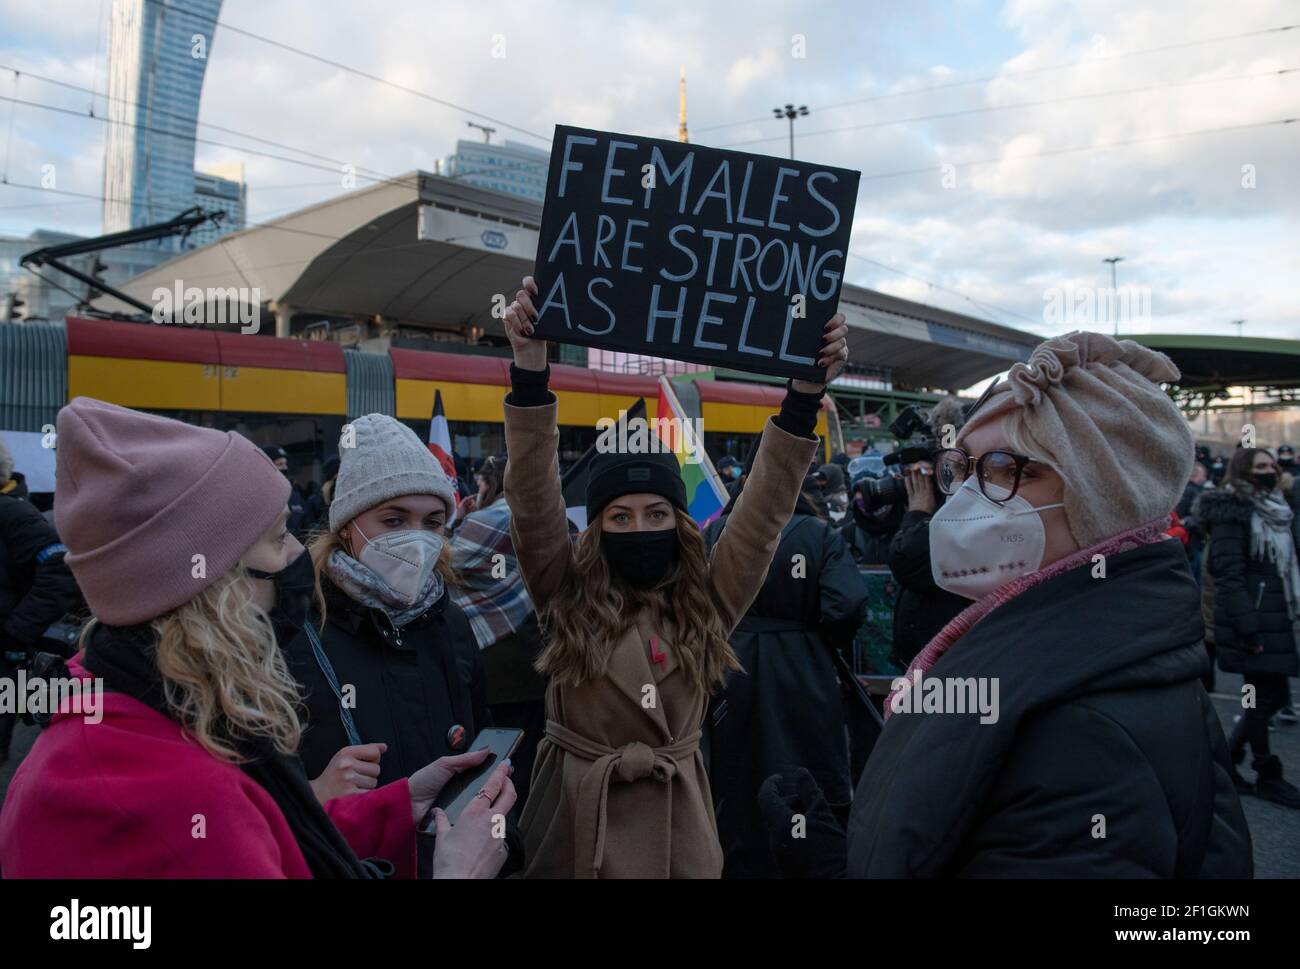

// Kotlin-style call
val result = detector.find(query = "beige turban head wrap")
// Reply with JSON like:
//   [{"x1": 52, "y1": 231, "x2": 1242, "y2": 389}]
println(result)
[{"x1": 956, "y1": 330, "x2": 1193, "y2": 549}]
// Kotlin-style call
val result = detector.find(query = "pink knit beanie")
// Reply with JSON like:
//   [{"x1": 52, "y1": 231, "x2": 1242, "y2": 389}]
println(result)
[
  {"x1": 54, "y1": 397, "x2": 290, "y2": 625},
  {"x1": 957, "y1": 331, "x2": 1192, "y2": 549}
]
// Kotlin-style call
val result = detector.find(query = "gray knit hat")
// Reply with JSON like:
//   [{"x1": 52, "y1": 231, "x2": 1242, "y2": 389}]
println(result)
[
  {"x1": 329, "y1": 414, "x2": 457, "y2": 532},
  {"x1": 957, "y1": 330, "x2": 1192, "y2": 549}
]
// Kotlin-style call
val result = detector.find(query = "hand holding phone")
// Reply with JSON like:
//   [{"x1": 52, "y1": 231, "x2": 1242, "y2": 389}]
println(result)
[{"x1": 413, "y1": 728, "x2": 523, "y2": 830}]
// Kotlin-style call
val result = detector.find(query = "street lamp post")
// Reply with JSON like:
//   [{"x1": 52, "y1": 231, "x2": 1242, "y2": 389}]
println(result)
[
  {"x1": 1231, "y1": 319, "x2": 1246, "y2": 338},
  {"x1": 1102, "y1": 256, "x2": 1124, "y2": 336},
  {"x1": 773, "y1": 103, "x2": 809, "y2": 160}
]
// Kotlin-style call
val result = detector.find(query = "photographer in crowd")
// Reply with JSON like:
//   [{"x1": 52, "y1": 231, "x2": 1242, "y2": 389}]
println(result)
[
  {"x1": 885, "y1": 398, "x2": 969, "y2": 670},
  {"x1": 839, "y1": 454, "x2": 901, "y2": 566}
]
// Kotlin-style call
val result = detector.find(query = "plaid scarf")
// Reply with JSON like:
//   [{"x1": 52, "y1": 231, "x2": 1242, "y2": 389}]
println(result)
[{"x1": 449, "y1": 497, "x2": 535, "y2": 649}]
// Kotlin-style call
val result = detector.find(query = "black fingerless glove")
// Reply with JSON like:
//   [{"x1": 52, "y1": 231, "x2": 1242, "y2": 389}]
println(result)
[
  {"x1": 772, "y1": 380, "x2": 823, "y2": 439},
  {"x1": 507, "y1": 363, "x2": 552, "y2": 407}
]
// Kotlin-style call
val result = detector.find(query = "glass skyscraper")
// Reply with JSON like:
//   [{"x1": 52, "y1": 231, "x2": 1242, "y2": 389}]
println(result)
[
  {"x1": 443, "y1": 139, "x2": 550, "y2": 202},
  {"x1": 102, "y1": 0, "x2": 223, "y2": 248}
]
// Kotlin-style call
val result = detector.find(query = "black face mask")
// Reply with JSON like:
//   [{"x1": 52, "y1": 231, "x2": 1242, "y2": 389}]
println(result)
[
  {"x1": 1252, "y1": 472, "x2": 1280, "y2": 492},
  {"x1": 248, "y1": 547, "x2": 315, "y2": 634},
  {"x1": 601, "y1": 529, "x2": 679, "y2": 588}
]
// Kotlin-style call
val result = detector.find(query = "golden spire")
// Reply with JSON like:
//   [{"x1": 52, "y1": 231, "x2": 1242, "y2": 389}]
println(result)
[{"x1": 678, "y1": 66, "x2": 689, "y2": 143}]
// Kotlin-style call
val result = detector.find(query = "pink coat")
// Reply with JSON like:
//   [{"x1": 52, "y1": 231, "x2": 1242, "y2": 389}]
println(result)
[{"x1": 0, "y1": 661, "x2": 416, "y2": 878}]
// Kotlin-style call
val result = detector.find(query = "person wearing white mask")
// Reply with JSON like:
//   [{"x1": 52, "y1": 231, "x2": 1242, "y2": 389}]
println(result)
[
  {"x1": 844, "y1": 331, "x2": 1253, "y2": 878},
  {"x1": 283, "y1": 415, "x2": 495, "y2": 828}
]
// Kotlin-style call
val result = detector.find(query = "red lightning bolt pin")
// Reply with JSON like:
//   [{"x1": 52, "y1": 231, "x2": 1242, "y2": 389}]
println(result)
[{"x1": 649, "y1": 635, "x2": 667, "y2": 669}]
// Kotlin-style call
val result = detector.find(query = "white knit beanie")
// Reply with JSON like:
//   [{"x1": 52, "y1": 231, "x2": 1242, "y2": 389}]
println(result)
[
  {"x1": 957, "y1": 330, "x2": 1193, "y2": 549},
  {"x1": 329, "y1": 414, "x2": 457, "y2": 532}
]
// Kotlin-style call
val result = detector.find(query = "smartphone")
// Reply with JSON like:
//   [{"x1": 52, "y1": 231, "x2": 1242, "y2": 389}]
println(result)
[{"x1": 420, "y1": 727, "x2": 523, "y2": 830}]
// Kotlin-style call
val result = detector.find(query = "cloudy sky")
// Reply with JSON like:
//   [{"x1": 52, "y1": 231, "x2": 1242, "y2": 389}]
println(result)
[{"x1": 2, "y1": 0, "x2": 1297, "y2": 340}]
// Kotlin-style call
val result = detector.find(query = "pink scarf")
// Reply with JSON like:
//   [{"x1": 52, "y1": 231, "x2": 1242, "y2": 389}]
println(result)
[{"x1": 883, "y1": 516, "x2": 1173, "y2": 720}]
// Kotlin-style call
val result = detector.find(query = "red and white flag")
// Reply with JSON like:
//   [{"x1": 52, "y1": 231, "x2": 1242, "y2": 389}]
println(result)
[{"x1": 427, "y1": 389, "x2": 458, "y2": 484}]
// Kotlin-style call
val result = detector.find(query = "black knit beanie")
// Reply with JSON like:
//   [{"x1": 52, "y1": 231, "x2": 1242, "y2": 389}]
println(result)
[{"x1": 586, "y1": 449, "x2": 688, "y2": 523}]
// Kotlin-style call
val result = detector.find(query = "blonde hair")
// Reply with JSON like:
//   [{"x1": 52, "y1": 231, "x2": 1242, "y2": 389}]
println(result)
[
  {"x1": 82, "y1": 569, "x2": 304, "y2": 762},
  {"x1": 306, "y1": 523, "x2": 458, "y2": 629},
  {"x1": 537, "y1": 515, "x2": 740, "y2": 694}
]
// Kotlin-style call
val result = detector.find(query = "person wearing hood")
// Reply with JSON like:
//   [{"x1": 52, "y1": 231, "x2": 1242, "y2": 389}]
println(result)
[
  {"x1": 262, "y1": 445, "x2": 314, "y2": 538},
  {"x1": 1194, "y1": 448, "x2": 1300, "y2": 807},
  {"x1": 840, "y1": 465, "x2": 904, "y2": 566},
  {"x1": 498, "y1": 276, "x2": 846, "y2": 878},
  {"x1": 701, "y1": 472, "x2": 867, "y2": 877},
  {"x1": 716, "y1": 455, "x2": 743, "y2": 486},
  {"x1": 814, "y1": 463, "x2": 848, "y2": 522},
  {"x1": 0, "y1": 398, "x2": 512, "y2": 877},
  {"x1": 886, "y1": 456, "x2": 968, "y2": 671},
  {"x1": 844, "y1": 331, "x2": 1252, "y2": 877}
]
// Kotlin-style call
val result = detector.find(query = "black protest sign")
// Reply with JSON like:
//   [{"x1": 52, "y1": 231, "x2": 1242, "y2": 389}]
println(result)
[{"x1": 531, "y1": 125, "x2": 860, "y2": 382}]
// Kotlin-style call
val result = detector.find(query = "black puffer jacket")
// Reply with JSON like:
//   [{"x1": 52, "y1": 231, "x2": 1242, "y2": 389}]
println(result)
[
  {"x1": 848, "y1": 539, "x2": 1252, "y2": 878},
  {"x1": 1195, "y1": 487, "x2": 1299, "y2": 677},
  {"x1": 0, "y1": 493, "x2": 83, "y2": 651},
  {"x1": 282, "y1": 577, "x2": 489, "y2": 787},
  {"x1": 887, "y1": 509, "x2": 968, "y2": 668}
]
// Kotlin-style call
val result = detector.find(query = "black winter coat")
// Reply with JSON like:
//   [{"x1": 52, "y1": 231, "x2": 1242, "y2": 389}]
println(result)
[
  {"x1": 887, "y1": 509, "x2": 968, "y2": 669},
  {"x1": 847, "y1": 539, "x2": 1252, "y2": 878},
  {"x1": 703, "y1": 509, "x2": 868, "y2": 878},
  {"x1": 282, "y1": 577, "x2": 489, "y2": 787},
  {"x1": 0, "y1": 493, "x2": 82, "y2": 650},
  {"x1": 1195, "y1": 488, "x2": 1299, "y2": 677},
  {"x1": 839, "y1": 504, "x2": 903, "y2": 566}
]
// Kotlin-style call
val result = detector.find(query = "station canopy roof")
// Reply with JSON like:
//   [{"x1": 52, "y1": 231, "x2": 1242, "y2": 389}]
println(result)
[
  {"x1": 1128, "y1": 334, "x2": 1300, "y2": 390},
  {"x1": 96, "y1": 171, "x2": 1042, "y2": 392}
]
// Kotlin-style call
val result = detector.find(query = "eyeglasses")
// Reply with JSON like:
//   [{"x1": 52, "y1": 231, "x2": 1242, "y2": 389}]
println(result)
[{"x1": 934, "y1": 448, "x2": 1038, "y2": 504}]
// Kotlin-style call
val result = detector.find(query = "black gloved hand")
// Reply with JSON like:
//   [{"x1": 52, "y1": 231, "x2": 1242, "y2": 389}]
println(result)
[{"x1": 757, "y1": 768, "x2": 848, "y2": 879}]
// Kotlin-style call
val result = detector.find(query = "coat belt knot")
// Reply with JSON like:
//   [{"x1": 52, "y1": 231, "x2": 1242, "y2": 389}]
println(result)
[
  {"x1": 614, "y1": 741, "x2": 675, "y2": 783},
  {"x1": 543, "y1": 719, "x2": 699, "y2": 878}
]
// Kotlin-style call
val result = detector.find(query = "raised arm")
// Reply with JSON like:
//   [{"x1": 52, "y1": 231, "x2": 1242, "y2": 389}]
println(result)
[
  {"x1": 708, "y1": 314, "x2": 850, "y2": 632},
  {"x1": 500, "y1": 277, "x2": 574, "y2": 605}
]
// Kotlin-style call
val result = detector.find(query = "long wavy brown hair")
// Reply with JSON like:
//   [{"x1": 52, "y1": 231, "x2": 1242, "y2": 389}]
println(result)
[{"x1": 537, "y1": 514, "x2": 740, "y2": 694}]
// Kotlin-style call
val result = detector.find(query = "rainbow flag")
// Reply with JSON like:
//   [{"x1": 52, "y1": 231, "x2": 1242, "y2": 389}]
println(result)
[{"x1": 656, "y1": 376, "x2": 729, "y2": 526}]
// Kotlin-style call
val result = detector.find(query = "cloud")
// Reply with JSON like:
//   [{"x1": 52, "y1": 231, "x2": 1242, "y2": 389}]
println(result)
[{"x1": 0, "y1": 0, "x2": 1295, "y2": 343}]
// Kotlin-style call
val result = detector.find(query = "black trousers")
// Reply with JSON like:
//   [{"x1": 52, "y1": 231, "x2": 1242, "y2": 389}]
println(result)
[{"x1": 1231, "y1": 673, "x2": 1290, "y2": 761}]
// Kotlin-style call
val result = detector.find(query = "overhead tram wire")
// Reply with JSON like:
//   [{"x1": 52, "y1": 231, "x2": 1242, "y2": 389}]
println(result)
[
  {"x1": 719, "y1": 67, "x2": 1299, "y2": 149},
  {"x1": 693, "y1": 22, "x2": 1299, "y2": 135},
  {"x1": 847, "y1": 252, "x2": 1044, "y2": 330},
  {"x1": 0, "y1": 64, "x2": 405, "y2": 187},
  {"x1": 0, "y1": 94, "x2": 427, "y2": 197},
  {"x1": 13, "y1": 173, "x2": 1045, "y2": 333},
  {"x1": 138, "y1": 0, "x2": 551, "y2": 146}
]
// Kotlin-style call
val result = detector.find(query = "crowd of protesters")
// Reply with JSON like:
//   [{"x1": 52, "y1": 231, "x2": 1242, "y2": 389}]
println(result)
[{"x1": 0, "y1": 301, "x2": 1293, "y2": 877}]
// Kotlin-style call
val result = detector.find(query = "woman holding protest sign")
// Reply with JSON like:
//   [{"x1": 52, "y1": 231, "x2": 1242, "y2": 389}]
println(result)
[
  {"x1": 0, "y1": 398, "x2": 512, "y2": 878},
  {"x1": 500, "y1": 274, "x2": 848, "y2": 878}
]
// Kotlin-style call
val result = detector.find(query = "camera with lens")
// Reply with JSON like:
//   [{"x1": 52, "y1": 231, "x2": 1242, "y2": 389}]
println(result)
[{"x1": 857, "y1": 405, "x2": 938, "y2": 512}]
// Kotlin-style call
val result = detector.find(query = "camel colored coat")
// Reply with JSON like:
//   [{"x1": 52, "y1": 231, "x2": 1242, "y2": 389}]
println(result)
[{"x1": 503, "y1": 399, "x2": 817, "y2": 878}]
